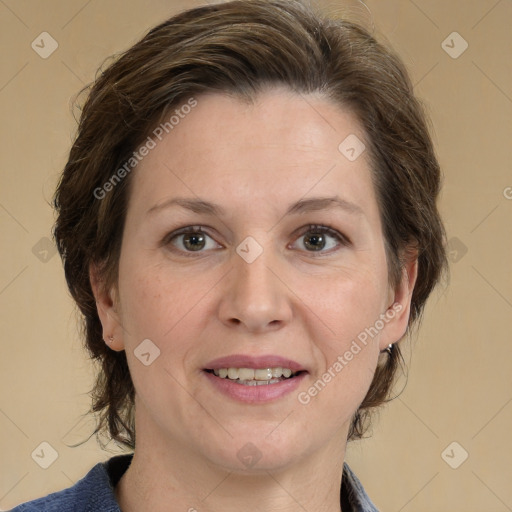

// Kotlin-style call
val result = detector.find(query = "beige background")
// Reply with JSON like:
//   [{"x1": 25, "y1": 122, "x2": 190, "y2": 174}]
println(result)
[{"x1": 1, "y1": 0, "x2": 511, "y2": 510}]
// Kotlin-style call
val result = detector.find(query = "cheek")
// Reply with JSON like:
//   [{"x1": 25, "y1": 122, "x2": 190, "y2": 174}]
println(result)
[
  {"x1": 296, "y1": 275, "x2": 383, "y2": 421},
  {"x1": 115, "y1": 262, "x2": 208, "y2": 414},
  {"x1": 300, "y1": 348, "x2": 379, "y2": 435},
  {"x1": 304, "y1": 265, "x2": 387, "y2": 343},
  {"x1": 297, "y1": 266, "x2": 385, "y2": 403},
  {"x1": 117, "y1": 258, "x2": 210, "y2": 342}
]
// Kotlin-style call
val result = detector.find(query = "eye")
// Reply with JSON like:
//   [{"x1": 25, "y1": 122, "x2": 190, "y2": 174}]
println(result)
[
  {"x1": 164, "y1": 226, "x2": 222, "y2": 254},
  {"x1": 291, "y1": 224, "x2": 349, "y2": 253}
]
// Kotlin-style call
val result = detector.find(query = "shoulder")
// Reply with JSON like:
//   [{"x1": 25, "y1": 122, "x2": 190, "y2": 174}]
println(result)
[{"x1": 9, "y1": 454, "x2": 132, "y2": 512}]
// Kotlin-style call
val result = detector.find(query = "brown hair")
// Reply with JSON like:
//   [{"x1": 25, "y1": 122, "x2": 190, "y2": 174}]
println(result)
[{"x1": 54, "y1": 0, "x2": 448, "y2": 449}]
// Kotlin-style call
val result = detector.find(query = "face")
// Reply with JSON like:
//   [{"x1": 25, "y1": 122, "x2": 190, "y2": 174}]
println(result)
[{"x1": 94, "y1": 88, "x2": 415, "y2": 473}]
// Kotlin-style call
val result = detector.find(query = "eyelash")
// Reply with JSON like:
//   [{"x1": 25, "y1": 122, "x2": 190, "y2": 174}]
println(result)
[{"x1": 163, "y1": 224, "x2": 351, "y2": 258}]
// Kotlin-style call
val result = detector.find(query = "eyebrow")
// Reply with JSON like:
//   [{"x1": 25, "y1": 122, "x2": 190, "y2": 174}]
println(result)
[{"x1": 146, "y1": 196, "x2": 364, "y2": 217}]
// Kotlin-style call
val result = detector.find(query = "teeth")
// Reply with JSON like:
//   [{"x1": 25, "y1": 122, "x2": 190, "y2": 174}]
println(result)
[
  {"x1": 239, "y1": 379, "x2": 282, "y2": 386},
  {"x1": 254, "y1": 368, "x2": 272, "y2": 380},
  {"x1": 238, "y1": 368, "x2": 255, "y2": 380},
  {"x1": 212, "y1": 367, "x2": 297, "y2": 381}
]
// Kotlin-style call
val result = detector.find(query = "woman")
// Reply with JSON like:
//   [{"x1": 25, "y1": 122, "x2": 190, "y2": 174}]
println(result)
[{"x1": 12, "y1": 0, "x2": 447, "y2": 510}]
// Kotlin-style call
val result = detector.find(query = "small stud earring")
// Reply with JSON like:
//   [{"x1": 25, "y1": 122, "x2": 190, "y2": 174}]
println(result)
[
  {"x1": 108, "y1": 335, "x2": 115, "y2": 344},
  {"x1": 380, "y1": 343, "x2": 393, "y2": 354}
]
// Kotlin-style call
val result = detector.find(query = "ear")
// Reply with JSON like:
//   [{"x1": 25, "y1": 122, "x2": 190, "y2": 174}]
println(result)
[
  {"x1": 378, "y1": 249, "x2": 419, "y2": 351},
  {"x1": 89, "y1": 263, "x2": 125, "y2": 351}
]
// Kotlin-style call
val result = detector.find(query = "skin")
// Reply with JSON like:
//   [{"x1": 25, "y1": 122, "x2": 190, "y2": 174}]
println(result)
[{"x1": 92, "y1": 87, "x2": 417, "y2": 512}]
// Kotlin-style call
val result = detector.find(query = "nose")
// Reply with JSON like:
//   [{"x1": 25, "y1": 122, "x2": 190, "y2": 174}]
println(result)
[{"x1": 217, "y1": 246, "x2": 293, "y2": 333}]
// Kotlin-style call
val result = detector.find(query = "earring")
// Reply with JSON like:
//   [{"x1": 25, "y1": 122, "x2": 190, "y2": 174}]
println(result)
[
  {"x1": 107, "y1": 335, "x2": 115, "y2": 344},
  {"x1": 380, "y1": 344, "x2": 393, "y2": 354}
]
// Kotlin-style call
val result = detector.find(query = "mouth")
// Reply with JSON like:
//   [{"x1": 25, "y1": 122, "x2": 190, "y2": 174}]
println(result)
[
  {"x1": 204, "y1": 367, "x2": 307, "y2": 386},
  {"x1": 202, "y1": 355, "x2": 308, "y2": 402}
]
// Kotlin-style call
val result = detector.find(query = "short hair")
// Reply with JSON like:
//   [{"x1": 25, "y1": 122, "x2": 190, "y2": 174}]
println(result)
[{"x1": 54, "y1": 0, "x2": 448, "y2": 449}]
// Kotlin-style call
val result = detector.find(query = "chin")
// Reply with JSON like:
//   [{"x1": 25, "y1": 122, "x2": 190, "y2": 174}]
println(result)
[{"x1": 198, "y1": 430, "x2": 311, "y2": 474}]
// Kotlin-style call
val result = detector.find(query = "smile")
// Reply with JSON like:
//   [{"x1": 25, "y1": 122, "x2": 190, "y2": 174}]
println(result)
[
  {"x1": 210, "y1": 367, "x2": 298, "y2": 384},
  {"x1": 203, "y1": 368, "x2": 307, "y2": 402},
  {"x1": 203, "y1": 355, "x2": 308, "y2": 401}
]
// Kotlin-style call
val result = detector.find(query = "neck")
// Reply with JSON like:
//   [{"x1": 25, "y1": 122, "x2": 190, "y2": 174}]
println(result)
[{"x1": 115, "y1": 413, "x2": 348, "y2": 512}]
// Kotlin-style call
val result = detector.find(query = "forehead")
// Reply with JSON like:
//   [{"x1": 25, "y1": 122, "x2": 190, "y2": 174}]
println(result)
[{"x1": 128, "y1": 88, "x2": 378, "y2": 221}]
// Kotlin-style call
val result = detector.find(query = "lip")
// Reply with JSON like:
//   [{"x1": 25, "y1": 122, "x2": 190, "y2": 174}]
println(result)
[
  {"x1": 202, "y1": 370, "x2": 307, "y2": 403},
  {"x1": 204, "y1": 354, "x2": 307, "y2": 372},
  {"x1": 202, "y1": 354, "x2": 308, "y2": 404}
]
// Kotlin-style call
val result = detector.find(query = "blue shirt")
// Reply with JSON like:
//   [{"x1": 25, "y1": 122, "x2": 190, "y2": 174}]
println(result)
[{"x1": 10, "y1": 454, "x2": 379, "y2": 511}]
